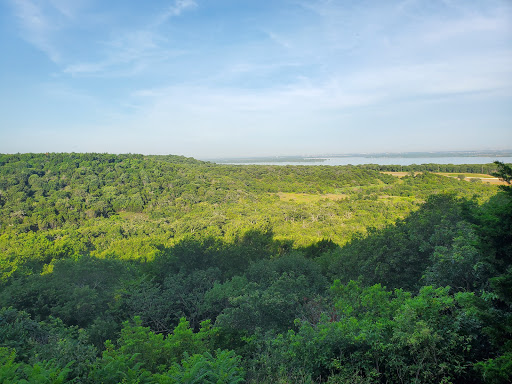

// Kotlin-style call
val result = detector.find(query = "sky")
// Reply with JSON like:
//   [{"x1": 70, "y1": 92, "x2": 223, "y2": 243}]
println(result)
[{"x1": 0, "y1": 0, "x2": 511, "y2": 159}]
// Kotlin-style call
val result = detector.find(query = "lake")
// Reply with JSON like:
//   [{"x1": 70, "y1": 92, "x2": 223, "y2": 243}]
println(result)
[{"x1": 217, "y1": 156, "x2": 512, "y2": 166}]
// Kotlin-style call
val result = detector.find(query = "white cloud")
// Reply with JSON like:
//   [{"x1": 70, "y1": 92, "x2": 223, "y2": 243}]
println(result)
[
  {"x1": 122, "y1": 40, "x2": 512, "y2": 151},
  {"x1": 48, "y1": 0, "x2": 89, "y2": 19},
  {"x1": 154, "y1": 0, "x2": 198, "y2": 27},
  {"x1": 10, "y1": 0, "x2": 197, "y2": 76},
  {"x1": 264, "y1": 30, "x2": 292, "y2": 49},
  {"x1": 63, "y1": 1, "x2": 197, "y2": 76},
  {"x1": 10, "y1": 0, "x2": 61, "y2": 62},
  {"x1": 344, "y1": 52, "x2": 512, "y2": 98},
  {"x1": 422, "y1": 15, "x2": 509, "y2": 43},
  {"x1": 167, "y1": 0, "x2": 197, "y2": 16},
  {"x1": 63, "y1": 30, "x2": 166, "y2": 76}
]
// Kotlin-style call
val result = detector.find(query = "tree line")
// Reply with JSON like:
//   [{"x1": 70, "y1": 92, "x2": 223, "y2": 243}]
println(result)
[{"x1": 358, "y1": 162, "x2": 502, "y2": 174}]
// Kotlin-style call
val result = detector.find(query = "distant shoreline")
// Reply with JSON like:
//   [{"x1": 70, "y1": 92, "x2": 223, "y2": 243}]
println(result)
[
  {"x1": 211, "y1": 157, "x2": 512, "y2": 166},
  {"x1": 207, "y1": 150, "x2": 512, "y2": 164},
  {"x1": 207, "y1": 150, "x2": 512, "y2": 165}
]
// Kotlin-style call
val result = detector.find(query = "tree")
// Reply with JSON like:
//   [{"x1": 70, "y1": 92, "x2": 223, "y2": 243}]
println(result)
[
  {"x1": 492, "y1": 161, "x2": 512, "y2": 196},
  {"x1": 492, "y1": 161, "x2": 512, "y2": 184}
]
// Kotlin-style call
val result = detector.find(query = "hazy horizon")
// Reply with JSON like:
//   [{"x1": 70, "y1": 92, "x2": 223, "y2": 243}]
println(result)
[{"x1": 1, "y1": 0, "x2": 511, "y2": 158}]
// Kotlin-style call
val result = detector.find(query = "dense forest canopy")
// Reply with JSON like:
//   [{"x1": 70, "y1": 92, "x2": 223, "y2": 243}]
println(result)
[{"x1": 0, "y1": 153, "x2": 511, "y2": 383}]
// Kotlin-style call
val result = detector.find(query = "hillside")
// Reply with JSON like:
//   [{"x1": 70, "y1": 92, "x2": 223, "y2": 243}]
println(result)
[{"x1": 0, "y1": 153, "x2": 511, "y2": 383}]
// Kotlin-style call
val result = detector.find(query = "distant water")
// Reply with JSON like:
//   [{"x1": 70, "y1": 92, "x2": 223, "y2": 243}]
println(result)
[{"x1": 221, "y1": 157, "x2": 512, "y2": 166}]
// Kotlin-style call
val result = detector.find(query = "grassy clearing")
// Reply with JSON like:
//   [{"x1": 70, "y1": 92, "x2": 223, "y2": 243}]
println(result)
[
  {"x1": 477, "y1": 178, "x2": 508, "y2": 185},
  {"x1": 382, "y1": 171, "x2": 507, "y2": 185},
  {"x1": 434, "y1": 173, "x2": 507, "y2": 185},
  {"x1": 436, "y1": 172, "x2": 494, "y2": 178},
  {"x1": 382, "y1": 172, "x2": 420, "y2": 178},
  {"x1": 118, "y1": 211, "x2": 150, "y2": 220},
  {"x1": 276, "y1": 192, "x2": 348, "y2": 203}
]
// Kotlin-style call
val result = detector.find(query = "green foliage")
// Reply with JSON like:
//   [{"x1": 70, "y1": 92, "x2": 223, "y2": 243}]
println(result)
[
  {"x1": 90, "y1": 316, "x2": 243, "y2": 384},
  {"x1": 328, "y1": 194, "x2": 483, "y2": 290},
  {"x1": 475, "y1": 351, "x2": 512, "y2": 384},
  {"x1": 0, "y1": 308, "x2": 97, "y2": 382},
  {"x1": 0, "y1": 308, "x2": 43, "y2": 362},
  {"x1": 423, "y1": 221, "x2": 492, "y2": 291},
  {"x1": 1, "y1": 255, "x2": 134, "y2": 329},
  {"x1": 0, "y1": 347, "x2": 21, "y2": 383},
  {"x1": 0, "y1": 347, "x2": 71, "y2": 384},
  {"x1": 492, "y1": 161, "x2": 512, "y2": 185},
  {"x1": 247, "y1": 282, "x2": 480, "y2": 383},
  {"x1": 359, "y1": 162, "x2": 504, "y2": 175},
  {"x1": 158, "y1": 349, "x2": 244, "y2": 384},
  {"x1": 211, "y1": 253, "x2": 328, "y2": 333},
  {"x1": 121, "y1": 268, "x2": 222, "y2": 333},
  {"x1": 0, "y1": 153, "x2": 510, "y2": 383}
]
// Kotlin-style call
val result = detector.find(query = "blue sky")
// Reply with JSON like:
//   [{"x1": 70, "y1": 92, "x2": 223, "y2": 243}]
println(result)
[{"x1": 1, "y1": 0, "x2": 511, "y2": 158}]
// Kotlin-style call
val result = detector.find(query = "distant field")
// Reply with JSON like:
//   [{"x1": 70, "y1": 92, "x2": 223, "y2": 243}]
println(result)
[
  {"x1": 435, "y1": 172, "x2": 507, "y2": 185},
  {"x1": 382, "y1": 172, "x2": 419, "y2": 178},
  {"x1": 382, "y1": 171, "x2": 507, "y2": 185},
  {"x1": 436, "y1": 172, "x2": 493, "y2": 178},
  {"x1": 276, "y1": 192, "x2": 348, "y2": 202},
  {"x1": 118, "y1": 211, "x2": 150, "y2": 220},
  {"x1": 469, "y1": 178, "x2": 507, "y2": 185}
]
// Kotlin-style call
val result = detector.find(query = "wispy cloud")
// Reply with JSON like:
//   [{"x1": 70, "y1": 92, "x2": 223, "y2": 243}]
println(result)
[
  {"x1": 64, "y1": 30, "x2": 165, "y2": 76},
  {"x1": 10, "y1": 0, "x2": 197, "y2": 76},
  {"x1": 10, "y1": 0, "x2": 62, "y2": 62},
  {"x1": 154, "y1": 0, "x2": 197, "y2": 27},
  {"x1": 166, "y1": 0, "x2": 197, "y2": 17},
  {"x1": 263, "y1": 30, "x2": 292, "y2": 49},
  {"x1": 47, "y1": 0, "x2": 89, "y2": 19},
  {"x1": 63, "y1": 0, "x2": 197, "y2": 76},
  {"x1": 127, "y1": 40, "x2": 512, "y2": 133},
  {"x1": 344, "y1": 54, "x2": 512, "y2": 99},
  {"x1": 421, "y1": 13, "x2": 510, "y2": 43}
]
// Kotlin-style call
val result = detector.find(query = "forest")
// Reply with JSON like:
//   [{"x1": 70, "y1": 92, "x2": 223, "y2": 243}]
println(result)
[{"x1": 0, "y1": 153, "x2": 511, "y2": 383}]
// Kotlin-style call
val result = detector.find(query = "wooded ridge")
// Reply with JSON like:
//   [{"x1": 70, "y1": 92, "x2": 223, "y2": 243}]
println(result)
[{"x1": 0, "y1": 153, "x2": 510, "y2": 383}]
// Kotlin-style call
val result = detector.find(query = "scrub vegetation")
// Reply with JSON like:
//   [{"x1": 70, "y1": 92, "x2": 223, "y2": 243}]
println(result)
[{"x1": 0, "y1": 153, "x2": 511, "y2": 383}]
